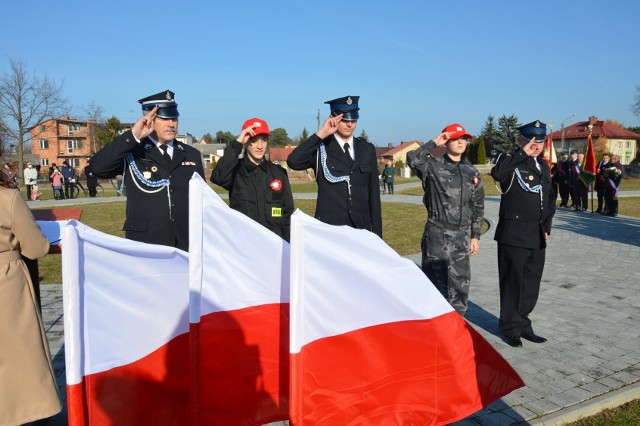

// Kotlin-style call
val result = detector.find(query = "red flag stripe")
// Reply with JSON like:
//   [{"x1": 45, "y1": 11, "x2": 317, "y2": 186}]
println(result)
[
  {"x1": 291, "y1": 312, "x2": 523, "y2": 425},
  {"x1": 192, "y1": 303, "x2": 290, "y2": 426},
  {"x1": 66, "y1": 332, "x2": 190, "y2": 425}
]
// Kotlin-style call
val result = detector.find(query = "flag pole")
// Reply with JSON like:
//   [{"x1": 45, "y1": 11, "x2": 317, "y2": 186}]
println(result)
[{"x1": 588, "y1": 125, "x2": 594, "y2": 212}]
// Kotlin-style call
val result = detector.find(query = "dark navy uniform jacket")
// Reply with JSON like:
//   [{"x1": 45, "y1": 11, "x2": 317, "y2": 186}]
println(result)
[
  {"x1": 491, "y1": 148, "x2": 556, "y2": 250},
  {"x1": 211, "y1": 140, "x2": 294, "y2": 241},
  {"x1": 90, "y1": 130, "x2": 205, "y2": 251},
  {"x1": 287, "y1": 133, "x2": 382, "y2": 237}
]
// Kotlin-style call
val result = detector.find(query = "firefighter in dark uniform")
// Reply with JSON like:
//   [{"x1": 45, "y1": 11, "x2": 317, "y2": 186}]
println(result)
[
  {"x1": 407, "y1": 123, "x2": 484, "y2": 316},
  {"x1": 90, "y1": 90, "x2": 205, "y2": 251},
  {"x1": 556, "y1": 152, "x2": 570, "y2": 207},
  {"x1": 286, "y1": 96, "x2": 382, "y2": 237},
  {"x1": 211, "y1": 117, "x2": 294, "y2": 241},
  {"x1": 491, "y1": 120, "x2": 556, "y2": 347}
]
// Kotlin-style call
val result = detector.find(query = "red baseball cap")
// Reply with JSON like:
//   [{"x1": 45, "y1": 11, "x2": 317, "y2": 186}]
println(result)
[
  {"x1": 242, "y1": 118, "x2": 270, "y2": 136},
  {"x1": 442, "y1": 123, "x2": 473, "y2": 140}
]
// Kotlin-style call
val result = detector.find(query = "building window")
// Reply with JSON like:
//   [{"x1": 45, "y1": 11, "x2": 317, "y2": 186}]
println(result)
[
  {"x1": 68, "y1": 158, "x2": 80, "y2": 167},
  {"x1": 41, "y1": 158, "x2": 49, "y2": 166},
  {"x1": 626, "y1": 142, "x2": 631, "y2": 149},
  {"x1": 625, "y1": 156, "x2": 630, "y2": 164},
  {"x1": 67, "y1": 139, "x2": 79, "y2": 153},
  {"x1": 39, "y1": 139, "x2": 48, "y2": 149},
  {"x1": 68, "y1": 124, "x2": 73, "y2": 135},
  {"x1": 40, "y1": 125, "x2": 46, "y2": 131},
  {"x1": 617, "y1": 142, "x2": 622, "y2": 149}
]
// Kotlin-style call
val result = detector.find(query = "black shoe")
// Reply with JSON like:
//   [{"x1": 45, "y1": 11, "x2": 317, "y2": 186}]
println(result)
[
  {"x1": 521, "y1": 333, "x2": 547, "y2": 343},
  {"x1": 504, "y1": 336, "x2": 523, "y2": 347}
]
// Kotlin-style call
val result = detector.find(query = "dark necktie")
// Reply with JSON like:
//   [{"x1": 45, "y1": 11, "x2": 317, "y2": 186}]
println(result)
[
  {"x1": 343, "y1": 143, "x2": 354, "y2": 166},
  {"x1": 160, "y1": 144, "x2": 171, "y2": 168}
]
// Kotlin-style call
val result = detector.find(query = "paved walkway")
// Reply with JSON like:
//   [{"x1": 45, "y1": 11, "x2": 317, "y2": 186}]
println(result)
[{"x1": 37, "y1": 182, "x2": 640, "y2": 425}]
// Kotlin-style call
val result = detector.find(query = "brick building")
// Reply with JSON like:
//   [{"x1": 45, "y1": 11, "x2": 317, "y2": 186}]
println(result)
[{"x1": 30, "y1": 117, "x2": 95, "y2": 172}]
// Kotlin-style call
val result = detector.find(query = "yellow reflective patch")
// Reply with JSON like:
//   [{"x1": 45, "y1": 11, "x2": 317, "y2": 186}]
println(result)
[{"x1": 271, "y1": 207, "x2": 282, "y2": 217}]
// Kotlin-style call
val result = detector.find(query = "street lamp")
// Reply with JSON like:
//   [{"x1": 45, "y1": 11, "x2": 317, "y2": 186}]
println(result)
[{"x1": 560, "y1": 113, "x2": 576, "y2": 152}]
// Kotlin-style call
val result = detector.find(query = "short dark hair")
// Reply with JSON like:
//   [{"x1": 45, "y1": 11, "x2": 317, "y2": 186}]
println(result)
[{"x1": 0, "y1": 169, "x2": 15, "y2": 188}]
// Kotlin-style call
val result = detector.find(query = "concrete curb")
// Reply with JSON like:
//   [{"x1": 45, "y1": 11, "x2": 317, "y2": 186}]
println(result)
[{"x1": 530, "y1": 381, "x2": 640, "y2": 425}]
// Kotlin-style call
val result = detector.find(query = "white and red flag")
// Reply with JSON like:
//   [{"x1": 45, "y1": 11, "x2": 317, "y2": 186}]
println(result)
[
  {"x1": 289, "y1": 210, "x2": 524, "y2": 425},
  {"x1": 188, "y1": 175, "x2": 290, "y2": 425},
  {"x1": 62, "y1": 221, "x2": 191, "y2": 425}
]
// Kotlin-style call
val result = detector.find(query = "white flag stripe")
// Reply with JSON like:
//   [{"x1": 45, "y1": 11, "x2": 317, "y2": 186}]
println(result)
[
  {"x1": 62, "y1": 222, "x2": 83, "y2": 385},
  {"x1": 290, "y1": 210, "x2": 453, "y2": 353},
  {"x1": 62, "y1": 220, "x2": 189, "y2": 382},
  {"x1": 190, "y1": 175, "x2": 289, "y2": 318},
  {"x1": 189, "y1": 175, "x2": 205, "y2": 323}
]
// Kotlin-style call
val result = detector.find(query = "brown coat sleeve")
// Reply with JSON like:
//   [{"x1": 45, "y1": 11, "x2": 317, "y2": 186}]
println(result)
[{"x1": 7, "y1": 189, "x2": 50, "y2": 260}]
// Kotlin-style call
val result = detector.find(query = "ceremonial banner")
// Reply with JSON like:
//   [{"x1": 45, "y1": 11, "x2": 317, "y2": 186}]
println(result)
[
  {"x1": 62, "y1": 221, "x2": 190, "y2": 425},
  {"x1": 580, "y1": 133, "x2": 597, "y2": 186},
  {"x1": 188, "y1": 175, "x2": 290, "y2": 425},
  {"x1": 543, "y1": 134, "x2": 557, "y2": 167},
  {"x1": 289, "y1": 210, "x2": 524, "y2": 425}
]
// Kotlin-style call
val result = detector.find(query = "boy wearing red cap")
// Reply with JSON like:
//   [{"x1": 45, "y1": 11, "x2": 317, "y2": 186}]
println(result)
[
  {"x1": 211, "y1": 118, "x2": 294, "y2": 241},
  {"x1": 407, "y1": 124, "x2": 484, "y2": 317}
]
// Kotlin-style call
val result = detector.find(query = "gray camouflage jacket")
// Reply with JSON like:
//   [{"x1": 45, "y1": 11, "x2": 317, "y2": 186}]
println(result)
[{"x1": 407, "y1": 141, "x2": 484, "y2": 239}]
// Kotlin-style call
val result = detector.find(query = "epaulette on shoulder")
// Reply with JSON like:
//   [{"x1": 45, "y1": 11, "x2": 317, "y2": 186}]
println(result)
[{"x1": 356, "y1": 137, "x2": 375, "y2": 147}]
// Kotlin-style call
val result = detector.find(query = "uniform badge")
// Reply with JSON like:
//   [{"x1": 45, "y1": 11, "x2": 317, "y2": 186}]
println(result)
[
  {"x1": 347, "y1": 97, "x2": 353, "y2": 105},
  {"x1": 270, "y1": 179, "x2": 283, "y2": 191},
  {"x1": 143, "y1": 171, "x2": 152, "y2": 179},
  {"x1": 151, "y1": 166, "x2": 158, "y2": 173},
  {"x1": 165, "y1": 91, "x2": 172, "y2": 100},
  {"x1": 528, "y1": 175, "x2": 533, "y2": 181},
  {"x1": 271, "y1": 207, "x2": 282, "y2": 217},
  {"x1": 472, "y1": 175, "x2": 480, "y2": 187}
]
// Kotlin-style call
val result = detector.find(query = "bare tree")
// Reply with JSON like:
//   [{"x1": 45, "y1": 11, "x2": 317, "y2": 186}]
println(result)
[
  {"x1": 632, "y1": 86, "x2": 640, "y2": 119},
  {"x1": 82, "y1": 101, "x2": 105, "y2": 153},
  {"x1": 0, "y1": 58, "x2": 67, "y2": 179}
]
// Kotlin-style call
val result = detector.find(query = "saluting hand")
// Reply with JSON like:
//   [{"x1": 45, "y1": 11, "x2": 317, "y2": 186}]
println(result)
[
  {"x1": 132, "y1": 106, "x2": 158, "y2": 140},
  {"x1": 433, "y1": 131, "x2": 451, "y2": 146},
  {"x1": 522, "y1": 137, "x2": 541, "y2": 157},
  {"x1": 316, "y1": 114, "x2": 344, "y2": 139},
  {"x1": 237, "y1": 124, "x2": 258, "y2": 144}
]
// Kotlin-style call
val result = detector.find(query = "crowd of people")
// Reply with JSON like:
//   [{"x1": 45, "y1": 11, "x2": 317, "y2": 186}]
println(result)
[{"x1": 552, "y1": 150, "x2": 624, "y2": 216}]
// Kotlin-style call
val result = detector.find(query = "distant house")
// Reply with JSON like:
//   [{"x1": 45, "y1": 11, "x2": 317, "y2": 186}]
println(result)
[
  {"x1": 30, "y1": 117, "x2": 95, "y2": 171},
  {"x1": 549, "y1": 116, "x2": 639, "y2": 165},
  {"x1": 191, "y1": 143, "x2": 226, "y2": 170},
  {"x1": 269, "y1": 146, "x2": 298, "y2": 166},
  {"x1": 379, "y1": 141, "x2": 423, "y2": 164}
]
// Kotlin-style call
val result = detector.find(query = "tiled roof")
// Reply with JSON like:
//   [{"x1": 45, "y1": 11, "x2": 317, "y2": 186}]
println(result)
[
  {"x1": 269, "y1": 146, "x2": 297, "y2": 162},
  {"x1": 549, "y1": 120, "x2": 640, "y2": 140},
  {"x1": 381, "y1": 140, "x2": 423, "y2": 156}
]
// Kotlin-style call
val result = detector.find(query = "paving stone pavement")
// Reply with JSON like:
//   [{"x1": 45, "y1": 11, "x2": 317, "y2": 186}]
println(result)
[{"x1": 37, "y1": 182, "x2": 640, "y2": 425}]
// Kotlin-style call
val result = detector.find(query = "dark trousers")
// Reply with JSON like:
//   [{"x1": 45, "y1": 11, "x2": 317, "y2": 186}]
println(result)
[
  {"x1": 596, "y1": 185, "x2": 605, "y2": 212},
  {"x1": 604, "y1": 187, "x2": 618, "y2": 214},
  {"x1": 558, "y1": 181, "x2": 570, "y2": 206},
  {"x1": 64, "y1": 181, "x2": 72, "y2": 199},
  {"x1": 26, "y1": 184, "x2": 34, "y2": 200},
  {"x1": 572, "y1": 184, "x2": 588, "y2": 210},
  {"x1": 497, "y1": 244, "x2": 545, "y2": 337}
]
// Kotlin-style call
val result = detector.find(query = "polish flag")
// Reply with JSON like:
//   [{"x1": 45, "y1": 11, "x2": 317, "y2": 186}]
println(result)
[
  {"x1": 289, "y1": 210, "x2": 524, "y2": 425},
  {"x1": 62, "y1": 221, "x2": 191, "y2": 425},
  {"x1": 188, "y1": 175, "x2": 290, "y2": 425}
]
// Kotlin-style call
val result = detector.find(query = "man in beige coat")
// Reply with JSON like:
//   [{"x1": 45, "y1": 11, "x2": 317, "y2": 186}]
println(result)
[{"x1": 0, "y1": 168, "x2": 61, "y2": 424}]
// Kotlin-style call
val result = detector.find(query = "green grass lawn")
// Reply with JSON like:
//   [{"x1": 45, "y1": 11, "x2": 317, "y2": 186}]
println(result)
[
  {"x1": 35, "y1": 199, "x2": 429, "y2": 284},
  {"x1": 33, "y1": 176, "x2": 639, "y2": 284}
]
